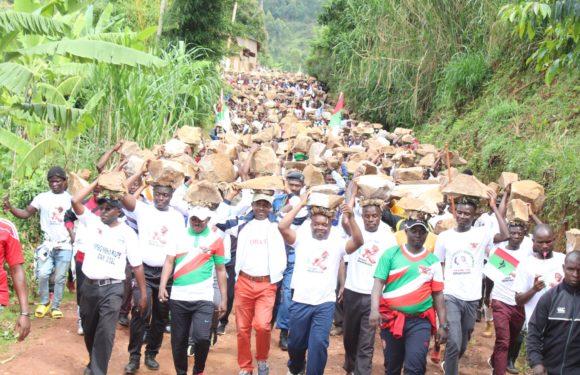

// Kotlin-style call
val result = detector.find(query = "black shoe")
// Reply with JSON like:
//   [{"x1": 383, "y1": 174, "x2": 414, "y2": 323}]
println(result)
[
  {"x1": 124, "y1": 359, "x2": 140, "y2": 374},
  {"x1": 279, "y1": 329, "x2": 288, "y2": 351},
  {"x1": 144, "y1": 355, "x2": 160, "y2": 371},
  {"x1": 216, "y1": 322, "x2": 226, "y2": 335},
  {"x1": 118, "y1": 314, "x2": 129, "y2": 327}
]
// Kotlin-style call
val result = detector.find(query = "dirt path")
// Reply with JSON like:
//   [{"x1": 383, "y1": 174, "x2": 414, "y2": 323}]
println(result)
[{"x1": 0, "y1": 301, "x2": 508, "y2": 374}]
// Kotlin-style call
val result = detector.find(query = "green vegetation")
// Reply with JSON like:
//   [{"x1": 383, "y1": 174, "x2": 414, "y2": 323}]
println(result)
[{"x1": 263, "y1": 0, "x2": 325, "y2": 71}]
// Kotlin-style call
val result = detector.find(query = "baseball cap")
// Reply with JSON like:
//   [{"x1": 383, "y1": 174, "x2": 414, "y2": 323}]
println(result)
[
  {"x1": 47, "y1": 166, "x2": 67, "y2": 180},
  {"x1": 252, "y1": 190, "x2": 274, "y2": 204},
  {"x1": 188, "y1": 205, "x2": 213, "y2": 221},
  {"x1": 286, "y1": 171, "x2": 304, "y2": 183},
  {"x1": 404, "y1": 218, "x2": 429, "y2": 231},
  {"x1": 96, "y1": 197, "x2": 123, "y2": 210}
]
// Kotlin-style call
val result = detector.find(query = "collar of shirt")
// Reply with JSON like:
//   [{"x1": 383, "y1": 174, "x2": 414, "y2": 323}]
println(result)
[{"x1": 188, "y1": 226, "x2": 210, "y2": 237}]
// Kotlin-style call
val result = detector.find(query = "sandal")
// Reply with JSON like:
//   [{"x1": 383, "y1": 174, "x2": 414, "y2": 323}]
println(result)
[
  {"x1": 35, "y1": 302, "x2": 52, "y2": 318},
  {"x1": 50, "y1": 309, "x2": 64, "y2": 319}
]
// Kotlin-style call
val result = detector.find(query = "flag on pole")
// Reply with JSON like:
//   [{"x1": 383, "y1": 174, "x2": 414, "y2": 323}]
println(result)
[
  {"x1": 328, "y1": 92, "x2": 344, "y2": 128},
  {"x1": 216, "y1": 89, "x2": 231, "y2": 132},
  {"x1": 483, "y1": 247, "x2": 520, "y2": 283}
]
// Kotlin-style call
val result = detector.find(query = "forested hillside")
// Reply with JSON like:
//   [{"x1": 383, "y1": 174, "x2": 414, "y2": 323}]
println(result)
[
  {"x1": 263, "y1": 0, "x2": 325, "y2": 71},
  {"x1": 307, "y1": 0, "x2": 579, "y2": 232}
]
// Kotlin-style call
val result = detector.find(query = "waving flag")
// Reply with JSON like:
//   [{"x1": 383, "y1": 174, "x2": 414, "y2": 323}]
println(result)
[
  {"x1": 328, "y1": 92, "x2": 344, "y2": 128},
  {"x1": 484, "y1": 247, "x2": 520, "y2": 283},
  {"x1": 216, "y1": 89, "x2": 231, "y2": 131}
]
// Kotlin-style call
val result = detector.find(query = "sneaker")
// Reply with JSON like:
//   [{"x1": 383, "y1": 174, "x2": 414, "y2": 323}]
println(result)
[
  {"x1": 257, "y1": 361, "x2": 269, "y2": 375},
  {"x1": 217, "y1": 322, "x2": 226, "y2": 335},
  {"x1": 124, "y1": 359, "x2": 140, "y2": 374},
  {"x1": 440, "y1": 360, "x2": 445, "y2": 374},
  {"x1": 482, "y1": 321, "x2": 494, "y2": 338},
  {"x1": 165, "y1": 324, "x2": 171, "y2": 334},
  {"x1": 330, "y1": 326, "x2": 343, "y2": 336},
  {"x1": 187, "y1": 345, "x2": 195, "y2": 357},
  {"x1": 118, "y1": 314, "x2": 129, "y2": 327},
  {"x1": 506, "y1": 360, "x2": 519, "y2": 374},
  {"x1": 279, "y1": 329, "x2": 288, "y2": 351},
  {"x1": 239, "y1": 371, "x2": 252, "y2": 375},
  {"x1": 77, "y1": 325, "x2": 84, "y2": 336}
]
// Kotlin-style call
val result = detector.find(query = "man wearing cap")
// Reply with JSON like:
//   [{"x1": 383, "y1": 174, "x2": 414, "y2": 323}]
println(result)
[
  {"x1": 216, "y1": 188, "x2": 287, "y2": 375},
  {"x1": 272, "y1": 170, "x2": 307, "y2": 350},
  {"x1": 370, "y1": 215, "x2": 448, "y2": 375},
  {"x1": 279, "y1": 193, "x2": 364, "y2": 375},
  {"x1": 158, "y1": 204, "x2": 228, "y2": 375},
  {"x1": 121, "y1": 172, "x2": 186, "y2": 374},
  {"x1": 434, "y1": 193, "x2": 509, "y2": 375},
  {"x1": 4, "y1": 166, "x2": 72, "y2": 319},
  {"x1": 71, "y1": 179, "x2": 147, "y2": 375},
  {"x1": 341, "y1": 182, "x2": 397, "y2": 375}
]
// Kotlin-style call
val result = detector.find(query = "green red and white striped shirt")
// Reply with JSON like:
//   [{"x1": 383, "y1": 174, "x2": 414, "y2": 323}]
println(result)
[
  {"x1": 169, "y1": 227, "x2": 225, "y2": 302},
  {"x1": 374, "y1": 245, "x2": 444, "y2": 315}
]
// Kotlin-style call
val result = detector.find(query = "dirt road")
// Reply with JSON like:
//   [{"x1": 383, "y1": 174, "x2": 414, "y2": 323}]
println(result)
[{"x1": 0, "y1": 301, "x2": 509, "y2": 374}]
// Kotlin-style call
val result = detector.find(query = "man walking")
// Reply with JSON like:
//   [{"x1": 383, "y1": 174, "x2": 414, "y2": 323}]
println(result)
[
  {"x1": 4, "y1": 166, "x2": 72, "y2": 319},
  {"x1": 526, "y1": 251, "x2": 580, "y2": 375}
]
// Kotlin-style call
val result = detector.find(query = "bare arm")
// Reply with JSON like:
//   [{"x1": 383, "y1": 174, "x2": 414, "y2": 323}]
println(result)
[
  {"x1": 337, "y1": 258, "x2": 346, "y2": 303},
  {"x1": 3, "y1": 197, "x2": 37, "y2": 219},
  {"x1": 132, "y1": 265, "x2": 148, "y2": 314},
  {"x1": 96, "y1": 142, "x2": 123, "y2": 173},
  {"x1": 122, "y1": 169, "x2": 146, "y2": 212},
  {"x1": 10, "y1": 264, "x2": 30, "y2": 341},
  {"x1": 489, "y1": 191, "x2": 509, "y2": 244},
  {"x1": 216, "y1": 264, "x2": 228, "y2": 318},
  {"x1": 343, "y1": 204, "x2": 364, "y2": 254},
  {"x1": 515, "y1": 275, "x2": 545, "y2": 306},
  {"x1": 72, "y1": 180, "x2": 99, "y2": 216},
  {"x1": 369, "y1": 277, "x2": 386, "y2": 327},
  {"x1": 240, "y1": 143, "x2": 259, "y2": 181},
  {"x1": 433, "y1": 291, "x2": 448, "y2": 344},
  {"x1": 158, "y1": 254, "x2": 175, "y2": 302},
  {"x1": 278, "y1": 191, "x2": 309, "y2": 245}
]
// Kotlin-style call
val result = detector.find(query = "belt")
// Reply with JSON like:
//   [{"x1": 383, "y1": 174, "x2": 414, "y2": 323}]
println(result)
[
  {"x1": 239, "y1": 271, "x2": 270, "y2": 283},
  {"x1": 86, "y1": 278, "x2": 123, "y2": 287}
]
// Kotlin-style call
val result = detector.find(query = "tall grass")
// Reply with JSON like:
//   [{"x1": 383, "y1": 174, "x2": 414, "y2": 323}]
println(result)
[
  {"x1": 308, "y1": 0, "x2": 504, "y2": 126},
  {"x1": 85, "y1": 45, "x2": 223, "y2": 148}
]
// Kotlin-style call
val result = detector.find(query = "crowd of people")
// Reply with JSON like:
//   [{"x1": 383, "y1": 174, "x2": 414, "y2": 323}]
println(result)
[{"x1": 1, "y1": 71, "x2": 578, "y2": 375}]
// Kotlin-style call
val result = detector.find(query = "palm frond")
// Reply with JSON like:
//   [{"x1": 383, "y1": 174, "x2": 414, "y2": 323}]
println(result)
[{"x1": 0, "y1": 10, "x2": 69, "y2": 36}]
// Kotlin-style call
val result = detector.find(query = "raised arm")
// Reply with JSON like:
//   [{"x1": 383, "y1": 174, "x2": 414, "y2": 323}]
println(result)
[
  {"x1": 122, "y1": 167, "x2": 147, "y2": 212},
  {"x1": 3, "y1": 197, "x2": 37, "y2": 219},
  {"x1": 72, "y1": 180, "x2": 99, "y2": 216},
  {"x1": 278, "y1": 191, "x2": 309, "y2": 245},
  {"x1": 96, "y1": 142, "x2": 123, "y2": 173},
  {"x1": 343, "y1": 203, "x2": 364, "y2": 254},
  {"x1": 489, "y1": 190, "x2": 509, "y2": 244}
]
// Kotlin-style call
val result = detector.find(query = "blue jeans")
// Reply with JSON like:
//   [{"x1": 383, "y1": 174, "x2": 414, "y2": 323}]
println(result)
[
  {"x1": 275, "y1": 257, "x2": 294, "y2": 330},
  {"x1": 380, "y1": 317, "x2": 432, "y2": 375},
  {"x1": 38, "y1": 248, "x2": 72, "y2": 310},
  {"x1": 287, "y1": 301, "x2": 334, "y2": 375}
]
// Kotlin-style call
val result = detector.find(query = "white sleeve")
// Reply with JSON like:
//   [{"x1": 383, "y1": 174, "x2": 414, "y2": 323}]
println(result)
[
  {"x1": 125, "y1": 228, "x2": 142, "y2": 267},
  {"x1": 434, "y1": 232, "x2": 446, "y2": 262},
  {"x1": 133, "y1": 200, "x2": 149, "y2": 223},
  {"x1": 77, "y1": 209, "x2": 100, "y2": 228},
  {"x1": 30, "y1": 193, "x2": 43, "y2": 210},
  {"x1": 331, "y1": 170, "x2": 346, "y2": 190},
  {"x1": 512, "y1": 260, "x2": 531, "y2": 294}
]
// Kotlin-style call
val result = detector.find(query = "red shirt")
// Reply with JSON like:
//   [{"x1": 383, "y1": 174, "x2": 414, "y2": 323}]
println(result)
[{"x1": 0, "y1": 219, "x2": 25, "y2": 305}]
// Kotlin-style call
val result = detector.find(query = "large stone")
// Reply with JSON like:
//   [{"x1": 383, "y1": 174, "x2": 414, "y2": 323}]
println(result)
[
  {"x1": 395, "y1": 167, "x2": 424, "y2": 182},
  {"x1": 499, "y1": 172, "x2": 519, "y2": 189},
  {"x1": 510, "y1": 180, "x2": 545, "y2": 212},
  {"x1": 566, "y1": 229, "x2": 580, "y2": 253}
]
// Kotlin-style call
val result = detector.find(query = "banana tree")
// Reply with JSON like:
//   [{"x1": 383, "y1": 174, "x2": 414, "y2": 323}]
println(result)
[{"x1": 0, "y1": 0, "x2": 164, "y2": 179}]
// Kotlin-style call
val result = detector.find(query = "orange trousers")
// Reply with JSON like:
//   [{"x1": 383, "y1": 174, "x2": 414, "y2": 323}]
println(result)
[{"x1": 234, "y1": 275, "x2": 277, "y2": 372}]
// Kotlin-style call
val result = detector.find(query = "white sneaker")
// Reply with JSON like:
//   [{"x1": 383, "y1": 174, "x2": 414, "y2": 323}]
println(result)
[
  {"x1": 77, "y1": 325, "x2": 84, "y2": 335},
  {"x1": 239, "y1": 371, "x2": 252, "y2": 375},
  {"x1": 257, "y1": 361, "x2": 269, "y2": 375}
]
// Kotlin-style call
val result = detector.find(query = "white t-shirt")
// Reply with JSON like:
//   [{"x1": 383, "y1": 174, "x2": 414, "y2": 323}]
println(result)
[
  {"x1": 238, "y1": 219, "x2": 270, "y2": 276},
  {"x1": 291, "y1": 227, "x2": 346, "y2": 305},
  {"x1": 485, "y1": 241, "x2": 532, "y2": 306},
  {"x1": 133, "y1": 200, "x2": 185, "y2": 267},
  {"x1": 474, "y1": 212, "x2": 499, "y2": 252},
  {"x1": 30, "y1": 191, "x2": 72, "y2": 244},
  {"x1": 78, "y1": 210, "x2": 141, "y2": 280},
  {"x1": 513, "y1": 252, "x2": 565, "y2": 325},
  {"x1": 345, "y1": 222, "x2": 397, "y2": 294},
  {"x1": 434, "y1": 227, "x2": 493, "y2": 301}
]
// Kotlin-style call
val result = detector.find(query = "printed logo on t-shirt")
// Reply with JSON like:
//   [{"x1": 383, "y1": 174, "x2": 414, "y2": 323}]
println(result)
[
  {"x1": 450, "y1": 250, "x2": 474, "y2": 275},
  {"x1": 95, "y1": 243, "x2": 123, "y2": 265},
  {"x1": 545, "y1": 272, "x2": 563, "y2": 289},
  {"x1": 358, "y1": 245, "x2": 380, "y2": 265},
  {"x1": 307, "y1": 251, "x2": 329, "y2": 273},
  {"x1": 50, "y1": 207, "x2": 65, "y2": 225},
  {"x1": 150, "y1": 226, "x2": 169, "y2": 246}
]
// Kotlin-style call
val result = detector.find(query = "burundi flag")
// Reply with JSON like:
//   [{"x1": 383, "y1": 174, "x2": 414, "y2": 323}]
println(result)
[
  {"x1": 216, "y1": 89, "x2": 231, "y2": 131},
  {"x1": 484, "y1": 247, "x2": 520, "y2": 283},
  {"x1": 328, "y1": 92, "x2": 344, "y2": 128}
]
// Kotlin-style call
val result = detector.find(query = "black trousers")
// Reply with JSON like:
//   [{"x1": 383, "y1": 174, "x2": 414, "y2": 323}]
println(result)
[
  {"x1": 75, "y1": 260, "x2": 87, "y2": 304},
  {"x1": 170, "y1": 299, "x2": 214, "y2": 375},
  {"x1": 128, "y1": 265, "x2": 170, "y2": 360},
  {"x1": 120, "y1": 264, "x2": 133, "y2": 316},
  {"x1": 342, "y1": 289, "x2": 376, "y2": 375},
  {"x1": 219, "y1": 259, "x2": 236, "y2": 326},
  {"x1": 80, "y1": 281, "x2": 124, "y2": 375}
]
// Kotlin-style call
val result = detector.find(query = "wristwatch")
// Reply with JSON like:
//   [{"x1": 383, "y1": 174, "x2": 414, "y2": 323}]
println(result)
[
  {"x1": 440, "y1": 322, "x2": 450, "y2": 331},
  {"x1": 20, "y1": 312, "x2": 31, "y2": 317}
]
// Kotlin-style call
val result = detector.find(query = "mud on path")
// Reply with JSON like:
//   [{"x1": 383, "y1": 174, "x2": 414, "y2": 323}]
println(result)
[{"x1": 0, "y1": 301, "x2": 512, "y2": 374}]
